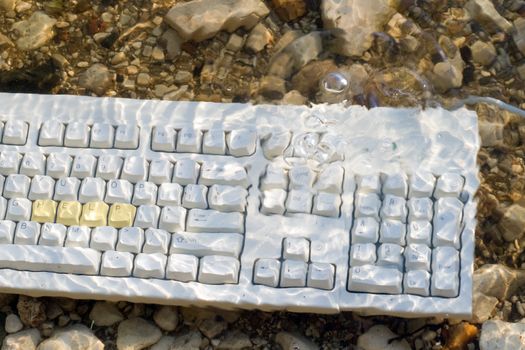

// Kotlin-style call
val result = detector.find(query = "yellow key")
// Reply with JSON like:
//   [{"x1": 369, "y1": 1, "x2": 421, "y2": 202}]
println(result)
[
  {"x1": 80, "y1": 201, "x2": 109, "y2": 227},
  {"x1": 31, "y1": 200, "x2": 58, "y2": 223},
  {"x1": 57, "y1": 201, "x2": 82, "y2": 226},
  {"x1": 108, "y1": 203, "x2": 136, "y2": 228}
]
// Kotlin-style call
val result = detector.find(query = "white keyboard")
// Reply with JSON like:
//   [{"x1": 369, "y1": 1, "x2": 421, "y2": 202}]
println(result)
[{"x1": 0, "y1": 93, "x2": 479, "y2": 317}]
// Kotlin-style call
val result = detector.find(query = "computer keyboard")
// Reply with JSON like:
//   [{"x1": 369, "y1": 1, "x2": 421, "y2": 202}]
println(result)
[{"x1": 0, "y1": 93, "x2": 479, "y2": 317}]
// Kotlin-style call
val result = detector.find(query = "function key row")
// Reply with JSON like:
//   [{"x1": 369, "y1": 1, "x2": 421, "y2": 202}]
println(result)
[{"x1": 151, "y1": 127, "x2": 257, "y2": 157}]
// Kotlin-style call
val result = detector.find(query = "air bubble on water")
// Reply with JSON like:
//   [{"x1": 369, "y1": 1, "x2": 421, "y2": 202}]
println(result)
[
  {"x1": 320, "y1": 72, "x2": 349, "y2": 94},
  {"x1": 293, "y1": 132, "x2": 319, "y2": 158}
]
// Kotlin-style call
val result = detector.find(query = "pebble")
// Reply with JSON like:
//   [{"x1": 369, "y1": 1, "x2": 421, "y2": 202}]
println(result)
[
  {"x1": 111, "y1": 52, "x2": 127, "y2": 65},
  {"x1": 153, "y1": 306, "x2": 178, "y2": 332},
  {"x1": 5, "y1": 314, "x2": 23, "y2": 333},
  {"x1": 271, "y1": 0, "x2": 306, "y2": 22},
  {"x1": 17, "y1": 296, "x2": 46, "y2": 328},
  {"x1": 171, "y1": 330, "x2": 202, "y2": 349},
  {"x1": 471, "y1": 41, "x2": 496, "y2": 66},
  {"x1": 478, "y1": 120, "x2": 504, "y2": 147},
  {"x1": 165, "y1": 0, "x2": 270, "y2": 42},
  {"x1": 291, "y1": 59, "x2": 337, "y2": 96},
  {"x1": 275, "y1": 332, "x2": 319, "y2": 350},
  {"x1": 11, "y1": 11, "x2": 56, "y2": 50},
  {"x1": 517, "y1": 64, "x2": 525, "y2": 81},
  {"x1": 174, "y1": 70, "x2": 193, "y2": 84},
  {"x1": 259, "y1": 75, "x2": 287, "y2": 99},
  {"x1": 36, "y1": 324, "x2": 104, "y2": 350},
  {"x1": 498, "y1": 204, "x2": 525, "y2": 242},
  {"x1": 136, "y1": 73, "x2": 151, "y2": 87},
  {"x1": 0, "y1": 0, "x2": 16, "y2": 11},
  {"x1": 150, "y1": 336, "x2": 175, "y2": 350},
  {"x1": 117, "y1": 318, "x2": 162, "y2": 350},
  {"x1": 268, "y1": 32, "x2": 323, "y2": 78},
  {"x1": 226, "y1": 34, "x2": 244, "y2": 52},
  {"x1": 197, "y1": 317, "x2": 227, "y2": 339},
  {"x1": 513, "y1": 18, "x2": 525, "y2": 56},
  {"x1": 216, "y1": 331, "x2": 252, "y2": 349},
  {"x1": 321, "y1": 0, "x2": 395, "y2": 56},
  {"x1": 465, "y1": 0, "x2": 512, "y2": 33},
  {"x1": 473, "y1": 264, "x2": 525, "y2": 300},
  {"x1": 160, "y1": 29, "x2": 183, "y2": 59},
  {"x1": 89, "y1": 301, "x2": 124, "y2": 327},
  {"x1": 78, "y1": 64, "x2": 113, "y2": 96},
  {"x1": 246, "y1": 23, "x2": 273, "y2": 52},
  {"x1": 431, "y1": 60, "x2": 463, "y2": 91},
  {"x1": 0, "y1": 32, "x2": 14, "y2": 48},
  {"x1": 480, "y1": 320, "x2": 525, "y2": 349},
  {"x1": 151, "y1": 46, "x2": 165, "y2": 61},
  {"x1": 357, "y1": 325, "x2": 411, "y2": 350},
  {"x1": 281, "y1": 90, "x2": 308, "y2": 105},
  {"x1": 472, "y1": 292, "x2": 499, "y2": 323},
  {"x1": 1, "y1": 329, "x2": 41, "y2": 350}
]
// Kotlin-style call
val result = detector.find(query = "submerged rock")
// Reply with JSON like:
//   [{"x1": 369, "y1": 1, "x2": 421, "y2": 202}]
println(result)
[
  {"x1": 473, "y1": 264, "x2": 525, "y2": 300},
  {"x1": 78, "y1": 64, "x2": 113, "y2": 96},
  {"x1": 480, "y1": 320, "x2": 525, "y2": 350},
  {"x1": 2, "y1": 329, "x2": 41, "y2": 350},
  {"x1": 513, "y1": 18, "x2": 525, "y2": 56},
  {"x1": 268, "y1": 32, "x2": 323, "y2": 78},
  {"x1": 357, "y1": 325, "x2": 410, "y2": 350},
  {"x1": 37, "y1": 324, "x2": 104, "y2": 350},
  {"x1": 246, "y1": 23, "x2": 273, "y2": 53},
  {"x1": 12, "y1": 11, "x2": 56, "y2": 50},
  {"x1": 275, "y1": 332, "x2": 319, "y2": 350},
  {"x1": 465, "y1": 0, "x2": 512, "y2": 33},
  {"x1": 271, "y1": 0, "x2": 306, "y2": 22}
]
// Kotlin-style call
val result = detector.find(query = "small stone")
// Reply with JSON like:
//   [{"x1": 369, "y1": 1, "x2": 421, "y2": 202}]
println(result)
[
  {"x1": 150, "y1": 336, "x2": 176, "y2": 350},
  {"x1": 174, "y1": 70, "x2": 193, "y2": 84},
  {"x1": 5, "y1": 314, "x2": 23, "y2": 333},
  {"x1": 480, "y1": 320, "x2": 525, "y2": 349},
  {"x1": 400, "y1": 35, "x2": 419, "y2": 52},
  {"x1": 117, "y1": 318, "x2": 162, "y2": 350},
  {"x1": 471, "y1": 41, "x2": 496, "y2": 66},
  {"x1": 444, "y1": 323, "x2": 478, "y2": 350},
  {"x1": 478, "y1": 120, "x2": 504, "y2": 147},
  {"x1": 171, "y1": 331, "x2": 202, "y2": 349},
  {"x1": 517, "y1": 64, "x2": 525, "y2": 80},
  {"x1": 78, "y1": 64, "x2": 113, "y2": 96},
  {"x1": 153, "y1": 306, "x2": 178, "y2": 332},
  {"x1": 498, "y1": 204, "x2": 525, "y2": 241},
  {"x1": 2, "y1": 329, "x2": 41, "y2": 350},
  {"x1": 11, "y1": 11, "x2": 56, "y2": 50},
  {"x1": 152, "y1": 46, "x2": 165, "y2": 61},
  {"x1": 142, "y1": 45, "x2": 153, "y2": 57},
  {"x1": 281, "y1": 90, "x2": 307, "y2": 105},
  {"x1": 473, "y1": 264, "x2": 525, "y2": 300},
  {"x1": 246, "y1": 23, "x2": 273, "y2": 52},
  {"x1": 126, "y1": 65, "x2": 139, "y2": 75},
  {"x1": 472, "y1": 292, "x2": 499, "y2": 323},
  {"x1": 226, "y1": 34, "x2": 244, "y2": 52},
  {"x1": 0, "y1": 0, "x2": 16, "y2": 11},
  {"x1": 198, "y1": 317, "x2": 227, "y2": 339},
  {"x1": 111, "y1": 52, "x2": 127, "y2": 65},
  {"x1": 271, "y1": 0, "x2": 306, "y2": 22},
  {"x1": 0, "y1": 32, "x2": 14, "y2": 48},
  {"x1": 160, "y1": 29, "x2": 183, "y2": 59},
  {"x1": 514, "y1": 18, "x2": 525, "y2": 55},
  {"x1": 291, "y1": 59, "x2": 337, "y2": 96},
  {"x1": 217, "y1": 331, "x2": 252, "y2": 349},
  {"x1": 17, "y1": 296, "x2": 46, "y2": 328},
  {"x1": 357, "y1": 325, "x2": 411, "y2": 350},
  {"x1": 37, "y1": 324, "x2": 103, "y2": 350},
  {"x1": 165, "y1": 0, "x2": 270, "y2": 42},
  {"x1": 268, "y1": 32, "x2": 323, "y2": 78},
  {"x1": 259, "y1": 75, "x2": 287, "y2": 99},
  {"x1": 275, "y1": 332, "x2": 319, "y2": 350},
  {"x1": 136, "y1": 73, "x2": 151, "y2": 87},
  {"x1": 431, "y1": 60, "x2": 463, "y2": 91},
  {"x1": 465, "y1": 0, "x2": 513, "y2": 33},
  {"x1": 89, "y1": 301, "x2": 124, "y2": 327}
]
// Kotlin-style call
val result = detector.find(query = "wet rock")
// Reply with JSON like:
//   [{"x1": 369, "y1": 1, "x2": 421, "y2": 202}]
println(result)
[
  {"x1": 89, "y1": 301, "x2": 124, "y2": 327},
  {"x1": 171, "y1": 330, "x2": 202, "y2": 349},
  {"x1": 198, "y1": 317, "x2": 227, "y2": 339},
  {"x1": 153, "y1": 306, "x2": 178, "y2": 332},
  {"x1": 465, "y1": 0, "x2": 512, "y2": 33},
  {"x1": 150, "y1": 336, "x2": 175, "y2": 350},
  {"x1": 271, "y1": 0, "x2": 306, "y2": 22},
  {"x1": 12, "y1": 11, "x2": 56, "y2": 50},
  {"x1": 117, "y1": 318, "x2": 162, "y2": 350},
  {"x1": 217, "y1": 331, "x2": 252, "y2": 349},
  {"x1": 165, "y1": 0, "x2": 269, "y2": 42},
  {"x1": 246, "y1": 23, "x2": 273, "y2": 52},
  {"x1": 357, "y1": 325, "x2": 411, "y2": 350},
  {"x1": 518, "y1": 64, "x2": 525, "y2": 80},
  {"x1": 0, "y1": 0, "x2": 16, "y2": 11},
  {"x1": 513, "y1": 18, "x2": 525, "y2": 55},
  {"x1": 275, "y1": 332, "x2": 319, "y2": 350},
  {"x1": 136, "y1": 73, "x2": 151, "y2": 87},
  {"x1": 2, "y1": 329, "x2": 41, "y2": 350},
  {"x1": 226, "y1": 34, "x2": 244, "y2": 52},
  {"x1": 473, "y1": 264, "x2": 525, "y2": 300},
  {"x1": 321, "y1": 0, "x2": 396, "y2": 56},
  {"x1": 17, "y1": 296, "x2": 46, "y2": 328},
  {"x1": 431, "y1": 60, "x2": 463, "y2": 91},
  {"x1": 478, "y1": 120, "x2": 504, "y2": 147},
  {"x1": 174, "y1": 71, "x2": 193, "y2": 84},
  {"x1": 291, "y1": 59, "x2": 337, "y2": 97},
  {"x1": 498, "y1": 204, "x2": 525, "y2": 241},
  {"x1": 259, "y1": 75, "x2": 287, "y2": 99},
  {"x1": 472, "y1": 292, "x2": 498, "y2": 323},
  {"x1": 471, "y1": 41, "x2": 496, "y2": 66},
  {"x1": 160, "y1": 29, "x2": 183, "y2": 59},
  {"x1": 5, "y1": 314, "x2": 23, "y2": 333},
  {"x1": 281, "y1": 90, "x2": 308, "y2": 105},
  {"x1": 78, "y1": 64, "x2": 113, "y2": 96},
  {"x1": 37, "y1": 324, "x2": 104, "y2": 350},
  {"x1": 273, "y1": 30, "x2": 303, "y2": 54},
  {"x1": 480, "y1": 320, "x2": 525, "y2": 349},
  {"x1": 151, "y1": 46, "x2": 165, "y2": 61},
  {"x1": 268, "y1": 32, "x2": 323, "y2": 78}
]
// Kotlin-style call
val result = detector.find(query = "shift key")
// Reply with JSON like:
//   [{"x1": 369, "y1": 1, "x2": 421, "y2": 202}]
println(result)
[{"x1": 186, "y1": 209, "x2": 244, "y2": 233}]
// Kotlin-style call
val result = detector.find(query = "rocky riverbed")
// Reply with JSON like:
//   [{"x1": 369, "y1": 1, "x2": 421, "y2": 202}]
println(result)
[{"x1": 1, "y1": 0, "x2": 525, "y2": 349}]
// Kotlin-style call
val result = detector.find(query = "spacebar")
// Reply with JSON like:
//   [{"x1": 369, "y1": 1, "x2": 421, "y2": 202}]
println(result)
[{"x1": 0, "y1": 245, "x2": 101, "y2": 275}]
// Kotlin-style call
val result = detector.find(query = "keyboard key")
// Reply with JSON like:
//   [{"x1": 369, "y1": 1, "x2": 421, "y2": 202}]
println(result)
[
  {"x1": 357, "y1": 174, "x2": 381, "y2": 193},
  {"x1": 115, "y1": 124, "x2": 140, "y2": 149},
  {"x1": 280, "y1": 260, "x2": 307, "y2": 287},
  {"x1": 289, "y1": 165, "x2": 316, "y2": 190},
  {"x1": 96, "y1": 155, "x2": 123, "y2": 180},
  {"x1": 166, "y1": 254, "x2": 198, "y2": 282},
  {"x1": 117, "y1": 227, "x2": 144, "y2": 253},
  {"x1": 0, "y1": 244, "x2": 101, "y2": 275},
  {"x1": 79, "y1": 177, "x2": 106, "y2": 203},
  {"x1": 29, "y1": 175, "x2": 55, "y2": 200},
  {"x1": 431, "y1": 246, "x2": 460, "y2": 297},
  {"x1": 39, "y1": 120, "x2": 65, "y2": 146},
  {"x1": 227, "y1": 129, "x2": 257, "y2": 156},
  {"x1": 133, "y1": 253, "x2": 166, "y2": 279},
  {"x1": 4, "y1": 174, "x2": 30, "y2": 199},
  {"x1": 350, "y1": 243, "x2": 376, "y2": 266},
  {"x1": 2, "y1": 120, "x2": 28, "y2": 145},
  {"x1": 313, "y1": 192, "x2": 341, "y2": 217},
  {"x1": 283, "y1": 237, "x2": 310, "y2": 261},
  {"x1": 433, "y1": 198, "x2": 463, "y2": 248},
  {"x1": 46, "y1": 153, "x2": 72, "y2": 178},
  {"x1": 382, "y1": 173, "x2": 408, "y2": 197},
  {"x1": 54, "y1": 177, "x2": 80, "y2": 201},
  {"x1": 202, "y1": 129, "x2": 226, "y2": 155},
  {"x1": 186, "y1": 209, "x2": 243, "y2": 233},
  {"x1": 20, "y1": 153, "x2": 45, "y2": 177},
  {"x1": 261, "y1": 189, "x2": 287, "y2": 215},
  {"x1": 90, "y1": 123, "x2": 114, "y2": 148},
  {"x1": 208, "y1": 185, "x2": 248, "y2": 212},
  {"x1": 352, "y1": 217, "x2": 379, "y2": 244},
  {"x1": 173, "y1": 159, "x2": 199, "y2": 185},
  {"x1": 434, "y1": 173, "x2": 464, "y2": 198},
  {"x1": 6, "y1": 198, "x2": 31, "y2": 221},
  {"x1": 132, "y1": 182, "x2": 158, "y2": 205},
  {"x1": 177, "y1": 127, "x2": 202, "y2": 153},
  {"x1": 0, "y1": 220, "x2": 15, "y2": 244},
  {"x1": 79, "y1": 201, "x2": 109, "y2": 227},
  {"x1": 348, "y1": 265, "x2": 402, "y2": 294},
  {"x1": 56, "y1": 201, "x2": 82, "y2": 226},
  {"x1": 108, "y1": 203, "x2": 136, "y2": 228},
  {"x1": 407, "y1": 197, "x2": 433, "y2": 221},
  {"x1": 307, "y1": 263, "x2": 335, "y2": 290},
  {"x1": 14, "y1": 221, "x2": 40, "y2": 245},
  {"x1": 432, "y1": 246, "x2": 460, "y2": 274},
  {"x1": 376, "y1": 243, "x2": 404, "y2": 270},
  {"x1": 65, "y1": 226, "x2": 91, "y2": 248},
  {"x1": 105, "y1": 179, "x2": 133, "y2": 204},
  {"x1": 182, "y1": 184, "x2": 208, "y2": 209},
  {"x1": 315, "y1": 164, "x2": 344, "y2": 194},
  {"x1": 157, "y1": 183, "x2": 183, "y2": 206},
  {"x1": 285, "y1": 190, "x2": 312, "y2": 214},
  {"x1": 379, "y1": 219, "x2": 406, "y2": 245},
  {"x1": 134, "y1": 205, "x2": 160, "y2": 228},
  {"x1": 151, "y1": 126, "x2": 176, "y2": 152},
  {"x1": 0, "y1": 197, "x2": 6, "y2": 219},
  {"x1": 31, "y1": 199, "x2": 57, "y2": 223},
  {"x1": 39, "y1": 223, "x2": 66, "y2": 246},
  {"x1": 380, "y1": 195, "x2": 407, "y2": 222},
  {"x1": 407, "y1": 220, "x2": 432, "y2": 246},
  {"x1": 409, "y1": 170, "x2": 435, "y2": 197},
  {"x1": 143, "y1": 228, "x2": 170, "y2": 254},
  {"x1": 355, "y1": 193, "x2": 381, "y2": 219},
  {"x1": 159, "y1": 206, "x2": 186, "y2": 232},
  {"x1": 0, "y1": 151, "x2": 21, "y2": 175},
  {"x1": 404, "y1": 270, "x2": 430, "y2": 296},
  {"x1": 64, "y1": 122, "x2": 89, "y2": 147},
  {"x1": 101, "y1": 250, "x2": 133, "y2": 276},
  {"x1": 148, "y1": 159, "x2": 173, "y2": 185},
  {"x1": 199, "y1": 162, "x2": 248, "y2": 188},
  {"x1": 405, "y1": 244, "x2": 431, "y2": 271},
  {"x1": 199, "y1": 255, "x2": 240, "y2": 284},
  {"x1": 170, "y1": 232, "x2": 243, "y2": 257},
  {"x1": 90, "y1": 226, "x2": 118, "y2": 251},
  {"x1": 260, "y1": 164, "x2": 288, "y2": 191},
  {"x1": 253, "y1": 259, "x2": 280, "y2": 287},
  {"x1": 71, "y1": 154, "x2": 96, "y2": 178},
  {"x1": 261, "y1": 129, "x2": 291, "y2": 159},
  {"x1": 122, "y1": 156, "x2": 148, "y2": 183}
]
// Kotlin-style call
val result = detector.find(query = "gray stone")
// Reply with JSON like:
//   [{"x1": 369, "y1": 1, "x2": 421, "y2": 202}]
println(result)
[
  {"x1": 246, "y1": 23, "x2": 273, "y2": 52},
  {"x1": 12, "y1": 11, "x2": 56, "y2": 50},
  {"x1": 480, "y1": 320, "x2": 525, "y2": 350},
  {"x1": 150, "y1": 336, "x2": 176, "y2": 350},
  {"x1": 89, "y1": 301, "x2": 124, "y2": 327},
  {"x1": 357, "y1": 325, "x2": 411, "y2": 350},
  {"x1": 2, "y1": 329, "x2": 41, "y2": 350},
  {"x1": 478, "y1": 120, "x2": 504, "y2": 147},
  {"x1": 268, "y1": 32, "x2": 323, "y2": 78},
  {"x1": 473, "y1": 264, "x2": 525, "y2": 300},
  {"x1": 171, "y1": 330, "x2": 202, "y2": 350},
  {"x1": 78, "y1": 64, "x2": 113, "y2": 96},
  {"x1": 217, "y1": 331, "x2": 252, "y2": 349},
  {"x1": 321, "y1": 0, "x2": 396, "y2": 56},
  {"x1": 517, "y1": 63, "x2": 525, "y2": 81},
  {"x1": 198, "y1": 317, "x2": 227, "y2": 339},
  {"x1": 472, "y1": 292, "x2": 499, "y2": 323},
  {"x1": 160, "y1": 29, "x2": 183, "y2": 59},
  {"x1": 431, "y1": 60, "x2": 463, "y2": 91},
  {"x1": 117, "y1": 318, "x2": 162, "y2": 350},
  {"x1": 498, "y1": 204, "x2": 525, "y2": 242},
  {"x1": 514, "y1": 18, "x2": 525, "y2": 56},
  {"x1": 259, "y1": 75, "x2": 287, "y2": 100},
  {"x1": 471, "y1": 41, "x2": 496, "y2": 66},
  {"x1": 36, "y1": 324, "x2": 103, "y2": 350},
  {"x1": 275, "y1": 332, "x2": 318, "y2": 350},
  {"x1": 4, "y1": 314, "x2": 23, "y2": 334},
  {"x1": 153, "y1": 306, "x2": 178, "y2": 332},
  {"x1": 226, "y1": 34, "x2": 244, "y2": 52},
  {"x1": 465, "y1": 0, "x2": 513, "y2": 33},
  {"x1": 174, "y1": 70, "x2": 193, "y2": 84},
  {"x1": 165, "y1": 0, "x2": 269, "y2": 42},
  {"x1": 136, "y1": 73, "x2": 151, "y2": 87}
]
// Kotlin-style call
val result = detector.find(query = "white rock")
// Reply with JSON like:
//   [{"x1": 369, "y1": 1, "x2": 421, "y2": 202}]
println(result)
[
  {"x1": 357, "y1": 325, "x2": 410, "y2": 350},
  {"x1": 514, "y1": 18, "x2": 525, "y2": 56},
  {"x1": 472, "y1": 292, "x2": 499, "y2": 323},
  {"x1": 2, "y1": 329, "x2": 41, "y2": 350},
  {"x1": 89, "y1": 301, "x2": 124, "y2": 327},
  {"x1": 165, "y1": 0, "x2": 269, "y2": 42},
  {"x1": 5, "y1": 314, "x2": 23, "y2": 333},
  {"x1": 480, "y1": 320, "x2": 525, "y2": 350},
  {"x1": 473, "y1": 264, "x2": 525, "y2": 300},
  {"x1": 150, "y1": 336, "x2": 176, "y2": 350},
  {"x1": 36, "y1": 324, "x2": 104, "y2": 350},
  {"x1": 465, "y1": 0, "x2": 512, "y2": 33},
  {"x1": 153, "y1": 306, "x2": 178, "y2": 331},
  {"x1": 11, "y1": 11, "x2": 56, "y2": 50},
  {"x1": 78, "y1": 64, "x2": 113, "y2": 96},
  {"x1": 117, "y1": 318, "x2": 162, "y2": 350},
  {"x1": 171, "y1": 331, "x2": 202, "y2": 350},
  {"x1": 321, "y1": 0, "x2": 396, "y2": 56},
  {"x1": 498, "y1": 205, "x2": 525, "y2": 242},
  {"x1": 275, "y1": 332, "x2": 318, "y2": 350}
]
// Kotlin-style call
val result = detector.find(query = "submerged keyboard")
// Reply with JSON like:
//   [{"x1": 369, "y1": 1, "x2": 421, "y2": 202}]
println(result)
[{"x1": 0, "y1": 93, "x2": 480, "y2": 317}]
